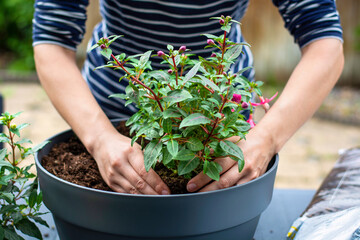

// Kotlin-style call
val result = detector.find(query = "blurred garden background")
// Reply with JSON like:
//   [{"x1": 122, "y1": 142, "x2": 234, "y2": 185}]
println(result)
[{"x1": 0, "y1": 0, "x2": 359, "y2": 189}]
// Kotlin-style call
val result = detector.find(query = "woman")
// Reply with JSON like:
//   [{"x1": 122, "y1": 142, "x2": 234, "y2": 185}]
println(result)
[{"x1": 33, "y1": 0, "x2": 344, "y2": 194}]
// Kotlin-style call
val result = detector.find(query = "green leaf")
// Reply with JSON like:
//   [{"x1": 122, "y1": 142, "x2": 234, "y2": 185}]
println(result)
[
  {"x1": 10, "y1": 212, "x2": 23, "y2": 224},
  {"x1": 207, "y1": 98, "x2": 220, "y2": 106},
  {"x1": 0, "y1": 193, "x2": 14, "y2": 203},
  {"x1": 224, "y1": 44, "x2": 243, "y2": 62},
  {"x1": 108, "y1": 93, "x2": 127, "y2": 99},
  {"x1": 254, "y1": 88, "x2": 262, "y2": 96},
  {"x1": 186, "y1": 138, "x2": 204, "y2": 151},
  {"x1": 0, "y1": 149, "x2": 8, "y2": 161},
  {"x1": 15, "y1": 138, "x2": 32, "y2": 145},
  {"x1": 15, "y1": 218, "x2": 42, "y2": 239},
  {"x1": 0, "y1": 173, "x2": 16, "y2": 185},
  {"x1": 139, "y1": 50, "x2": 152, "y2": 69},
  {"x1": 4, "y1": 226, "x2": 24, "y2": 240},
  {"x1": 238, "y1": 159, "x2": 245, "y2": 173},
  {"x1": 181, "y1": 126, "x2": 199, "y2": 137},
  {"x1": 197, "y1": 75, "x2": 220, "y2": 92},
  {"x1": 201, "y1": 33, "x2": 218, "y2": 40},
  {"x1": 148, "y1": 71, "x2": 170, "y2": 83},
  {"x1": 0, "y1": 205, "x2": 17, "y2": 214},
  {"x1": 108, "y1": 35, "x2": 123, "y2": 45},
  {"x1": 30, "y1": 141, "x2": 49, "y2": 154},
  {"x1": 162, "y1": 118, "x2": 172, "y2": 134},
  {"x1": 174, "y1": 149, "x2": 196, "y2": 161},
  {"x1": 17, "y1": 123, "x2": 30, "y2": 131},
  {"x1": 221, "y1": 25, "x2": 231, "y2": 33},
  {"x1": 166, "y1": 140, "x2": 178, "y2": 157},
  {"x1": 87, "y1": 43, "x2": 100, "y2": 52},
  {"x1": 179, "y1": 113, "x2": 211, "y2": 129},
  {"x1": 126, "y1": 112, "x2": 142, "y2": 126},
  {"x1": 144, "y1": 140, "x2": 162, "y2": 172},
  {"x1": 28, "y1": 190, "x2": 37, "y2": 208},
  {"x1": 220, "y1": 140, "x2": 244, "y2": 161},
  {"x1": 178, "y1": 157, "x2": 200, "y2": 175},
  {"x1": 101, "y1": 48, "x2": 112, "y2": 60},
  {"x1": 0, "y1": 136, "x2": 8, "y2": 143},
  {"x1": 9, "y1": 128, "x2": 20, "y2": 137},
  {"x1": 0, "y1": 226, "x2": 3, "y2": 240},
  {"x1": 182, "y1": 62, "x2": 201, "y2": 85},
  {"x1": 167, "y1": 45, "x2": 174, "y2": 51},
  {"x1": 203, "y1": 161, "x2": 222, "y2": 181},
  {"x1": 163, "y1": 89, "x2": 192, "y2": 105},
  {"x1": 162, "y1": 147, "x2": 173, "y2": 165},
  {"x1": 115, "y1": 53, "x2": 126, "y2": 62},
  {"x1": 222, "y1": 113, "x2": 238, "y2": 129},
  {"x1": 236, "y1": 66, "x2": 253, "y2": 76},
  {"x1": 29, "y1": 216, "x2": 49, "y2": 228},
  {"x1": 162, "y1": 108, "x2": 182, "y2": 119},
  {"x1": 36, "y1": 191, "x2": 43, "y2": 205}
]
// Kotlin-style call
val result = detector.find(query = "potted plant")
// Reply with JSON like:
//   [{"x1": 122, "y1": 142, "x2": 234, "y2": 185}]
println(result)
[
  {"x1": 35, "y1": 16, "x2": 279, "y2": 240},
  {"x1": 0, "y1": 112, "x2": 48, "y2": 240}
]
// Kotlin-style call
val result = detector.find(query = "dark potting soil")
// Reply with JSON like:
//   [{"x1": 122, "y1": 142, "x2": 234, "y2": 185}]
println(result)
[{"x1": 41, "y1": 121, "x2": 189, "y2": 194}]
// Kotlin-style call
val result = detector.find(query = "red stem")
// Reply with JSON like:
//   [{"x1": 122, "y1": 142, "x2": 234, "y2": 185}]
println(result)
[
  {"x1": 221, "y1": 31, "x2": 227, "y2": 61},
  {"x1": 111, "y1": 54, "x2": 164, "y2": 112},
  {"x1": 171, "y1": 56, "x2": 179, "y2": 86}
]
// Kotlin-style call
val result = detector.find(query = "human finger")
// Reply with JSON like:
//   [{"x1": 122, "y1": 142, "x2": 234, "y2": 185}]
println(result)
[
  {"x1": 198, "y1": 164, "x2": 248, "y2": 192},
  {"x1": 186, "y1": 157, "x2": 236, "y2": 192},
  {"x1": 128, "y1": 149, "x2": 171, "y2": 195},
  {"x1": 119, "y1": 162, "x2": 158, "y2": 195}
]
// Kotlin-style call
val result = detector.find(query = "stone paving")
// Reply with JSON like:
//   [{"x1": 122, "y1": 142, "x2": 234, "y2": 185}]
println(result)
[{"x1": 1, "y1": 82, "x2": 360, "y2": 189}]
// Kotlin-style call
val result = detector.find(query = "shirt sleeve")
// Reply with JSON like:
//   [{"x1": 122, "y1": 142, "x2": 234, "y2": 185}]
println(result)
[
  {"x1": 32, "y1": 0, "x2": 89, "y2": 51},
  {"x1": 272, "y1": 0, "x2": 343, "y2": 48}
]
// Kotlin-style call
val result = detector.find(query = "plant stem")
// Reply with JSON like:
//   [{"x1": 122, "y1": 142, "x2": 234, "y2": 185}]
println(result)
[
  {"x1": 6, "y1": 123, "x2": 16, "y2": 166},
  {"x1": 171, "y1": 56, "x2": 179, "y2": 86},
  {"x1": 221, "y1": 31, "x2": 227, "y2": 62},
  {"x1": 111, "y1": 54, "x2": 164, "y2": 112},
  {"x1": 201, "y1": 84, "x2": 215, "y2": 94}
]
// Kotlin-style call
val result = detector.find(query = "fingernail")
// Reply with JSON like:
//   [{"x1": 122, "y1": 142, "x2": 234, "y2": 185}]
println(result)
[
  {"x1": 187, "y1": 183, "x2": 197, "y2": 192},
  {"x1": 161, "y1": 190, "x2": 169, "y2": 195}
]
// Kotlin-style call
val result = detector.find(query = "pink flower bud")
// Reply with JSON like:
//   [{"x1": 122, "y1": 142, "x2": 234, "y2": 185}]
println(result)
[
  {"x1": 241, "y1": 102, "x2": 249, "y2": 109},
  {"x1": 103, "y1": 37, "x2": 109, "y2": 43},
  {"x1": 168, "y1": 69, "x2": 173, "y2": 74},
  {"x1": 231, "y1": 93, "x2": 242, "y2": 104},
  {"x1": 210, "y1": 53, "x2": 216, "y2": 58},
  {"x1": 179, "y1": 46, "x2": 186, "y2": 53},
  {"x1": 219, "y1": 19, "x2": 225, "y2": 25},
  {"x1": 207, "y1": 39, "x2": 215, "y2": 45},
  {"x1": 157, "y1": 51, "x2": 165, "y2": 57},
  {"x1": 100, "y1": 44, "x2": 107, "y2": 49}
]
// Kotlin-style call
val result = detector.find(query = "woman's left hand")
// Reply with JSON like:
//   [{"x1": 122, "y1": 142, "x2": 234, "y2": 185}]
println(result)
[{"x1": 186, "y1": 125, "x2": 276, "y2": 192}]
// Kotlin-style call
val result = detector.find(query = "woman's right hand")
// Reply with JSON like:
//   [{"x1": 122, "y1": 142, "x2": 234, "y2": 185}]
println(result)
[{"x1": 89, "y1": 129, "x2": 171, "y2": 195}]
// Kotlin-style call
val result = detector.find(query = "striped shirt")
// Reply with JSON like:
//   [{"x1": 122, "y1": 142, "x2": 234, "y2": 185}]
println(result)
[{"x1": 33, "y1": 0, "x2": 343, "y2": 119}]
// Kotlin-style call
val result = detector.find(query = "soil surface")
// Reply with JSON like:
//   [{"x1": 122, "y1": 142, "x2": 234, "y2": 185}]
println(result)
[{"x1": 41, "y1": 121, "x2": 190, "y2": 194}]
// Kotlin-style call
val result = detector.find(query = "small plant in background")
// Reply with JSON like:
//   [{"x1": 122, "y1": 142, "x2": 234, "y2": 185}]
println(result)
[
  {"x1": 90, "y1": 16, "x2": 277, "y2": 182},
  {"x1": 0, "y1": 112, "x2": 48, "y2": 240}
]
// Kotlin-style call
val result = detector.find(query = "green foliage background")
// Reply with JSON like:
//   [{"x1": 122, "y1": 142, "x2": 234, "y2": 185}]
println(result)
[{"x1": 0, "y1": 0, "x2": 35, "y2": 71}]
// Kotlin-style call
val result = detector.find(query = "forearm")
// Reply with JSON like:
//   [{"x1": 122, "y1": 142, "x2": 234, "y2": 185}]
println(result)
[
  {"x1": 34, "y1": 44, "x2": 118, "y2": 151},
  {"x1": 258, "y1": 38, "x2": 344, "y2": 153}
]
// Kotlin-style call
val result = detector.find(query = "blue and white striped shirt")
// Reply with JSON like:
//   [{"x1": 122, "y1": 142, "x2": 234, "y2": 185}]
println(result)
[{"x1": 33, "y1": 0, "x2": 343, "y2": 119}]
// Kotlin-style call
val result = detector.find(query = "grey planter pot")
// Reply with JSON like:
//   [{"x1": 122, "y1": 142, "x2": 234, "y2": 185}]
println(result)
[{"x1": 35, "y1": 127, "x2": 279, "y2": 240}]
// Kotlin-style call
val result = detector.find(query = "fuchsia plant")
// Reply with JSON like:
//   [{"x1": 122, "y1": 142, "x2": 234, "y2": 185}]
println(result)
[{"x1": 90, "y1": 16, "x2": 277, "y2": 181}]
